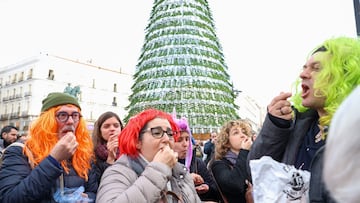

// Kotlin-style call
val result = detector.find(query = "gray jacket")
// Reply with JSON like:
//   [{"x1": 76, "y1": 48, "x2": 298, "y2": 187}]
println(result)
[{"x1": 96, "y1": 154, "x2": 201, "y2": 203}]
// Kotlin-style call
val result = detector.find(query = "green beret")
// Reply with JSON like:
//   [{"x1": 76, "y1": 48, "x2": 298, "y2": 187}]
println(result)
[{"x1": 41, "y1": 92, "x2": 81, "y2": 112}]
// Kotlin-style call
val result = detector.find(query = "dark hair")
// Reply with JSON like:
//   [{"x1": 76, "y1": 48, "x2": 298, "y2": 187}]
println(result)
[
  {"x1": 312, "y1": 45, "x2": 327, "y2": 55},
  {"x1": 92, "y1": 111, "x2": 124, "y2": 150},
  {"x1": 1, "y1": 125, "x2": 18, "y2": 139}
]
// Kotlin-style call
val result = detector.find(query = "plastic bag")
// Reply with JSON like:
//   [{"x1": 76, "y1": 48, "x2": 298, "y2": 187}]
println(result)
[
  {"x1": 53, "y1": 186, "x2": 93, "y2": 203},
  {"x1": 249, "y1": 156, "x2": 310, "y2": 203}
]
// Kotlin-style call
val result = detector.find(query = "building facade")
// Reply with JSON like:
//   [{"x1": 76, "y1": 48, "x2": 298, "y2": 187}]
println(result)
[
  {"x1": 0, "y1": 53, "x2": 132, "y2": 135},
  {"x1": 235, "y1": 92, "x2": 266, "y2": 133}
]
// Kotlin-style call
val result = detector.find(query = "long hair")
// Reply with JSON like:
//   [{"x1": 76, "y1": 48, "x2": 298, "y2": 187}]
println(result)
[
  {"x1": 92, "y1": 111, "x2": 124, "y2": 150},
  {"x1": 25, "y1": 104, "x2": 94, "y2": 180},
  {"x1": 119, "y1": 108, "x2": 180, "y2": 157},
  {"x1": 292, "y1": 36, "x2": 360, "y2": 131},
  {"x1": 215, "y1": 119, "x2": 251, "y2": 160}
]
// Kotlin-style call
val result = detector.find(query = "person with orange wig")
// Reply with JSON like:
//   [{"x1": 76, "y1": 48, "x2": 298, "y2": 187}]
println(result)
[
  {"x1": 96, "y1": 108, "x2": 201, "y2": 203},
  {"x1": 0, "y1": 92, "x2": 98, "y2": 202}
]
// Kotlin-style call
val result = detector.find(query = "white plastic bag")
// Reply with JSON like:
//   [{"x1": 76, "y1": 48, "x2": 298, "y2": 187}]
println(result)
[{"x1": 249, "y1": 156, "x2": 310, "y2": 203}]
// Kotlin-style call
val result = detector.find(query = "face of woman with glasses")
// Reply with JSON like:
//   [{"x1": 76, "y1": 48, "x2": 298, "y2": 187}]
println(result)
[
  {"x1": 137, "y1": 117, "x2": 175, "y2": 162},
  {"x1": 55, "y1": 105, "x2": 81, "y2": 139}
]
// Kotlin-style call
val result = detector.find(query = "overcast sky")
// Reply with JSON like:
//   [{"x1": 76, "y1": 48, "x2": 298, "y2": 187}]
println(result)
[{"x1": 0, "y1": 0, "x2": 357, "y2": 106}]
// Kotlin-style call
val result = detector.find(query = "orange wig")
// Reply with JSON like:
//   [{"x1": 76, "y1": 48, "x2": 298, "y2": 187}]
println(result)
[
  {"x1": 119, "y1": 108, "x2": 180, "y2": 157},
  {"x1": 25, "y1": 105, "x2": 94, "y2": 180}
]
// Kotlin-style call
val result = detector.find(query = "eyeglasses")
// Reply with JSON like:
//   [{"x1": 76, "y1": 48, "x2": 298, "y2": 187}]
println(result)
[
  {"x1": 56, "y1": 111, "x2": 82, "y2": 123},
  {"x1": 141, "y1": 126, "x2": 176, "y2": 139}
]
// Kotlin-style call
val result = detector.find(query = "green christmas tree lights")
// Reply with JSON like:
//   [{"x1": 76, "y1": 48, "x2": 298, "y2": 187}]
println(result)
[{"x1": 125, "y1": 0, "x2": 239, "y2": 133}]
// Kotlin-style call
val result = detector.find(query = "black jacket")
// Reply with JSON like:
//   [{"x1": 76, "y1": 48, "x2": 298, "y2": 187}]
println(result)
[
  {"x1": 248, "y1": 109, "x2": 336, "y2": 202},
  {"x1": 188, "y1": 156, "x2": 220, "y2": 201},
  {"x1": 308, "y1": 146, "x2": 337, "y2": 203},
  {"x1": 211, "y1": 150, "x2": 250, "y2": 203}
]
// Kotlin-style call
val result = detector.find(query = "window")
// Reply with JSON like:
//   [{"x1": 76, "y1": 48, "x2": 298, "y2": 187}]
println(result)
[
  {"x1": 19, "y1": 72, "x2": 24, "y2": 81},
  {"x1": 113, "y1": 83, "x2": 117, "y2": 92},
  {"x1": 112, "y1": 97, "x2": 117, "y2": 106},
  {"x1": 48, "y1": 69, "x2": 55, "y2": 80},
  {"x1": 27, "y1": 69, "x2": 33, "y2": 79}
]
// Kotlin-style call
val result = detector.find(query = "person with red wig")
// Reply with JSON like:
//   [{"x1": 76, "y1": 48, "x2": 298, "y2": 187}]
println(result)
[
  {"x1": 96, "y1": 108, "x2": 201, "y2": 203},
  {"x1": 0, "y1": 92, "x2": 98, "y2": 202}
]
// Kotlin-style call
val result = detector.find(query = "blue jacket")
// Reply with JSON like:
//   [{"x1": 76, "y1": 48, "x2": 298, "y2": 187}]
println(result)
[{"x1": 0, "y1": 145, "x2": 98, "y2": 203}]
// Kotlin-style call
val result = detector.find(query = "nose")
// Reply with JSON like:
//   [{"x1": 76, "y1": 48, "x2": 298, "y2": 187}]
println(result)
[
  {"x1": 66, "y1": 115, "x2": 75, "y2": 124},
  {"x1": 299, "y1": 67, "x2": 311, "y2": 79},
  {"x1": 109, "y1": 125, "x2": 116, "y2": 131},
  {"x1": 162, "y1": 132, "x2": 171, "y2": 141},
  {"x1": 183, "y1": 140, "x2": 189, "y2": 147}
]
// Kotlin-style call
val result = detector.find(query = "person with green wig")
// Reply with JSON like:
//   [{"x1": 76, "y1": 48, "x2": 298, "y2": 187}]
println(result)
[{"x1": 248, "y1": 36, "x2": 360, "y2": 202}]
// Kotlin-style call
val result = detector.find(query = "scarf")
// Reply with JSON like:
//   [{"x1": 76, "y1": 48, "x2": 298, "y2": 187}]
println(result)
[
  {"x1": 224, "y1": 150, "x2": 238, "y2": 165},
  {"x1": 95, "y1": 143, "x2": 108, "y2": 161}
]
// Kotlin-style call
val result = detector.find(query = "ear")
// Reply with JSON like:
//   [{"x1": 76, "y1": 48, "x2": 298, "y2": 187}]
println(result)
[{"x1": 136, "y1": 140, "x2": 142, "y2": 150}]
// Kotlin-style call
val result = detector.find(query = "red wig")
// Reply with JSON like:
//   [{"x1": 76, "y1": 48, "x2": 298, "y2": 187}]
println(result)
[{"x1": 118, "y1": 108, "x2": 179, "y2": 157}]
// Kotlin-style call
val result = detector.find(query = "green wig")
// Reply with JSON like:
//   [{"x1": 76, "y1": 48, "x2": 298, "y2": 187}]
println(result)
[{"x1": 291, "y1": 36, "x2": 360, "y2": 131}]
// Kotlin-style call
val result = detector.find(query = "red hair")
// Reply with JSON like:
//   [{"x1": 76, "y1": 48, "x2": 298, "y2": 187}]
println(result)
[
  {"x1": 25, "y1": 105, "x2": 94, "y2": 180},
  {"x1": 119, "y1": 108, "x2": 179, "y2": 157}
]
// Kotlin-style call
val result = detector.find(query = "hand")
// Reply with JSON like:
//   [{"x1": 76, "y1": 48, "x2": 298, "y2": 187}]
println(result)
[
  {"x1": 153, "y1": 145, "x2": 178, "y2": 168},
  {"x1": 245, "y1": 180, "x2": 254, "y2": 203},
  {"x1": 191, "y1": 173, "x2": 204, "y2": 185},
  {"x1": 195, "y1": 183, "x2": 209, "y2": 194},
  {"x1": 268, "y1": 92, "x2": 293, "y2": 120},
  {"x1": 50, "y1": 132, "x2": 78, "y2": 162},
  {"x1": 241, "y1": 137, "x2": 253, "y2": 150},
  {"x1": 106, "y1": 134, "x2": 118, "y2": 163}
]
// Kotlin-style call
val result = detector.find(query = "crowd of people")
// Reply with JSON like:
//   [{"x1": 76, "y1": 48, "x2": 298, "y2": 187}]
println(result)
[{"x1": 0, "y1": 36, "x2": 360, "y2": 202}]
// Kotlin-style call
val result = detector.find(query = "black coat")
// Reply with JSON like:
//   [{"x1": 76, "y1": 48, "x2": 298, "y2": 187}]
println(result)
[
  {"x1": 309, "y1": 146, "x2": 337, "y2": 203},
  {"x1": 248, "y1": 109, "x2": 336, "y2": 202},
  {"x1": 211, "y1": 150, "x2": 250, "y2": 203},
  {"x1": 188, "y1": 156, "x2": 220, "y2": 201}
]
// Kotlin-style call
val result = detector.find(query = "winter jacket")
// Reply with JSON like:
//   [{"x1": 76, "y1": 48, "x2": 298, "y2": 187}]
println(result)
[
  {"x1": 0, "y1": 145, "x2": 98, "y2": 203},
  {"x1": 0, "y1": 139, "x2": 9, "y2": 153},
  {"x1": 308, "y1": 146, "x2": 337, "y2": 203},
  {"x1": 203, "y1": 140, "x2": 214, "y2": 165},
  {"x1": 180, "y1": 156, "x2": 220, "y2": 202},
  {"x1": 96, "y1": 154, "x2": 201, "y2": 203},
  {"x1": 248, "y1": 109, "x2": 335, "y2": 202},
  {"x1": 94, "y1": 156, "x2": 112, "y2": 184},
  {"x1": 211, "y1": 149, "x2": 250, "y2": 203},
  {"x1": 248, "y1": 109, "x2": 318, "y2": 165}
]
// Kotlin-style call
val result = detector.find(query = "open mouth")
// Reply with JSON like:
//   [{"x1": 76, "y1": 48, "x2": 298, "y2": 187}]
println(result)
[{"x1": 301, "y1": 84, "x2": 310, "y2": 97}]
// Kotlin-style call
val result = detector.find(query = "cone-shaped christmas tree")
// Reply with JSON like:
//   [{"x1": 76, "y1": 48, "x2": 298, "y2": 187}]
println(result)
[{"x1": 125, "y1": 0, "x2": 239, "y2": 134}]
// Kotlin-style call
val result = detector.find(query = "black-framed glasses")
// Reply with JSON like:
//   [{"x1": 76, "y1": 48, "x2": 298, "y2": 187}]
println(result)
[
  {"x1": 56, "y1": 111, "x2": 82, "y2": 123},
  {"x1": 141, "y1": 126, "x2": 176, "y2": 139}
]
